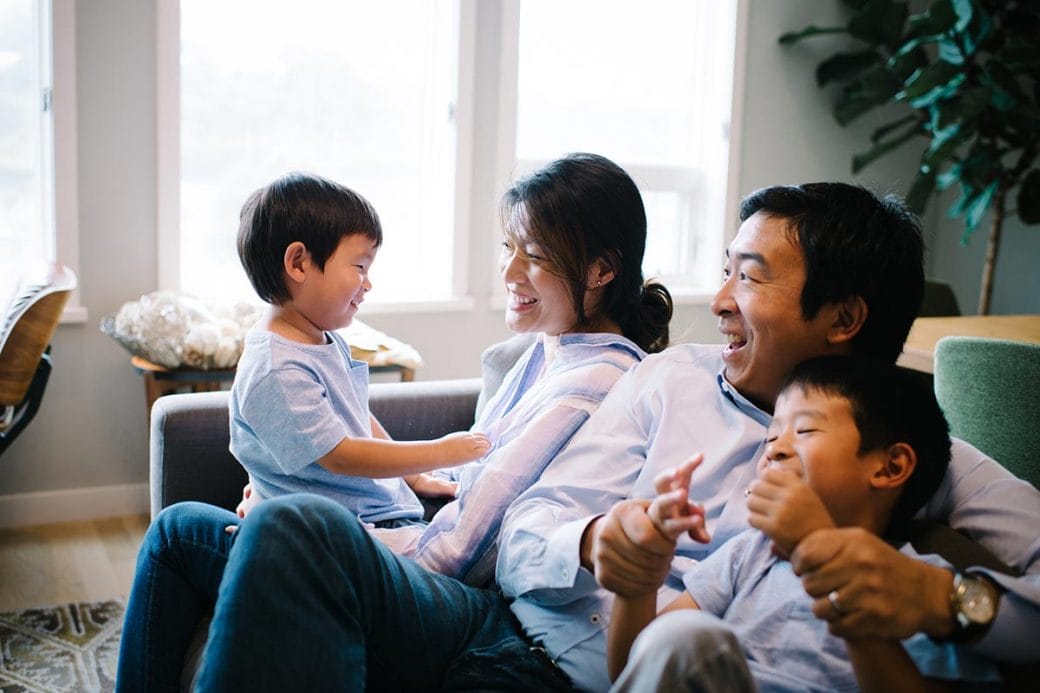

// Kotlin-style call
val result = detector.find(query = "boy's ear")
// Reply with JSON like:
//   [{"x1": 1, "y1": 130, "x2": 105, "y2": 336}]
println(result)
[
  {"x1": 870, "y1": 442, "x2": 916, "y2": 490},
  {"x1": 827, "y1": 294, "x2": 868, "y2": 347},
  {"x1": 586, "y1": 257, "x2": 616, "y2": 290},
  {"x1": 283, "y1": 241, "x2": 309, "y2": 284}
]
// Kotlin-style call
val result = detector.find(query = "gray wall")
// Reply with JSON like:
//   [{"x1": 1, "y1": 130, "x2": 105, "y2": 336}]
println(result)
[{"x1": 1, "y1": 0, "x2": 1035, "y2": 521}]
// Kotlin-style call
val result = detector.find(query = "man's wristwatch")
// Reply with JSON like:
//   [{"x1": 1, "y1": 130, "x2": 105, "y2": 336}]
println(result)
[{"x1": 945, "y1": 572, "x2": 999, "y2": 643}]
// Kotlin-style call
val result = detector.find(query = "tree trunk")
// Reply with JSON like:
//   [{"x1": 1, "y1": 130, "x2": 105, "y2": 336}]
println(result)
[{"x1": 977, "y1": 197, "x2": 1005, "y2": 315}]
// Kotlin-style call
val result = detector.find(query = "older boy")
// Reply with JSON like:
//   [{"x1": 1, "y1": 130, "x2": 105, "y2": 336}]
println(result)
[{"x1": 608, "y1": 356, "x2": 999, "y2": 691}]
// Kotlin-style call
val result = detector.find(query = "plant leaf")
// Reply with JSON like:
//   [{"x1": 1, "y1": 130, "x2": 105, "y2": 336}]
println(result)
[
  {"x1": 925, "y1": 123, "x2": 975, "y2": 166},
  {"x1": 938, "y1": 37, "x2": 964, "y2": 65},
  {"x1": 951, "y1": 0, "x2": 973, "y2": 34},
  {"x1": 936, "y1": 162, "x2": 962, "y2": 191},
  {"x1": 932, "y1": 87, "x2": 991, "y2": 130},
  {"x1": 905, "y1": 165, "x2": 937, "y2": 214},
  {"x1": 816, "y1": 50, "x2": 882, "y2": 87},
  {"x1": 964, "y1": 179, "x2": 999, "y2": 234},
  {"x1": 778, "y1": 25, "x2": 846, "y2": 45},
  {"x1": 908, "y1": 72, "x2": 967, "y2": 109},
  {"x1": 852, "y1": 127, "x2": 919, "y2": 172},
  {"x1": 833, "y1": 67, "x2": 903, "y2": 125},
  {"x1": 1018, "y1": 169, "x2": 1040, "y2": 224},
  {"x1": 887, "y1": 46, "x2": 928, "y2": 80},
  {"x1": 871, "y1": 113, "x2": 920, "y2": 142},
  {"x1": 908, "y1": 0, "x2": 956, "y2": 35},
  {"x1": 848, "y1": 0, "x2": 909, "y2": 48},
  {"x1": 898, "y1": 61, "x2": 961, "y2": 101}
]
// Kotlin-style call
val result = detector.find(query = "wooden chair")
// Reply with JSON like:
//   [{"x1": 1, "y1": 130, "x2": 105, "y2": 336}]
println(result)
[{"x1": 0, "y1": 264, "x2": 77, "y2": 457}]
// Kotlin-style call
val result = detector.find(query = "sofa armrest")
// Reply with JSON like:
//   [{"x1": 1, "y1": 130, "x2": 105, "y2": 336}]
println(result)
[{"x1": 149, "y1": 378, "x2": 482, "y2": 517}]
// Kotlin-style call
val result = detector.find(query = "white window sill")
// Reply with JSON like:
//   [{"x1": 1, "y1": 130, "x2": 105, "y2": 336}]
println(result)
[{"x1": 60, "y1": 303, "x2": 89, "y2": 324}]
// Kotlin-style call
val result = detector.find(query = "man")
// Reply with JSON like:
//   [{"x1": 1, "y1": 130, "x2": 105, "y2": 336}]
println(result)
[
  {"x1": 196, "y1": 183, "x2": 1040, "y2": 691},
  {"x1": 497, "y1": 182, "x2": 1040, "y2": 690}
]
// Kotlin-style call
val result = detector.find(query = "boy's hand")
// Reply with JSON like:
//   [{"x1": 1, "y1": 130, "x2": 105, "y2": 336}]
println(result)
[
  {"x1": 436, "y1": 431, "x2": 491, "y2": 462},
  {"x1": 406, "y1": 473, "x2": 459, "y2": 499},
  {"x1": 589, "y1": 455, "x2": 710, "y2": 598},
  {"x1": 746, "y1": 465, "x2": 834, "y2": 559},
  {"x1": 648, "y1": 455, "x2": 711, "y2": 544}
]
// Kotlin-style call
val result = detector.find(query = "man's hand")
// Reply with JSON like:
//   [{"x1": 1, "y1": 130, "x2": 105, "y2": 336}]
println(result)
[
  {"x1": 746, "y1": 466, "x2": 834, "y2": 559},
  {"x1": 585, "y1": 455, "x2": 710, "y2": 599},
  {"x1": 791, "y1": 527, "x2": 956, "y2": 640},
  {"x1": 405, "y1": 473, "x2": 459, "y2": 499}
]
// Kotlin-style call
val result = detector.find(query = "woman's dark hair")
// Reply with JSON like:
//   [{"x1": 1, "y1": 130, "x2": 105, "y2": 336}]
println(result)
[
  {"x1": 237, "y1": 172, "x2": 382, "y2": 304},
  {"x1": 780, "y1": 355, "x2": 951, "y2": 539},
  {"x1": 500, "y1": 153, "x2": 673, "y2": 353},
  {"x1": 740, "y1": 183, "x2": 924, "y2": 364}
]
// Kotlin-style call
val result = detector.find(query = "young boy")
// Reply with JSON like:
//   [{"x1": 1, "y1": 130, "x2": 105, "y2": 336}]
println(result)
[
  {"x1": 607, "y1": 356, "x2": 1000, "y2": 691},
  {"x1": 230, "y1": 172, "x2": 489, "y2": 528}
]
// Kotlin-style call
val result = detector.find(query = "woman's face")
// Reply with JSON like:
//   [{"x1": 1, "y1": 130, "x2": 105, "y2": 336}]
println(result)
[{"x1": 499, "y1": 224, "x2": 580, "y2": 336}]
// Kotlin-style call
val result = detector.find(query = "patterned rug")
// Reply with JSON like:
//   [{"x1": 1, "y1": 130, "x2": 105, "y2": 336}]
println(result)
[{"x1": 0, "y1": 600, "x2": 123, "y2": 692}]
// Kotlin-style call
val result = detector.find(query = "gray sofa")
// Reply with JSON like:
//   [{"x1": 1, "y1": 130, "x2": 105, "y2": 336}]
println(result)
[{"x1": 149, "y1": 378, "x2": 483, "y2": 517}]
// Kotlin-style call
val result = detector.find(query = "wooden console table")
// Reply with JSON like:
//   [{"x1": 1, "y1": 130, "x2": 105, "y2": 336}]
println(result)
[
  {"x1": 898, "y1": 314, "x2": 1040, "y2": 374},
  {"x1": 132, "y1": 355, "x2": 415, "y2": 418}
]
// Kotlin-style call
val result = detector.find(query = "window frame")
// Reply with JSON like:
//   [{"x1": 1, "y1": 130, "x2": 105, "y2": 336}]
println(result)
[
  {"x1": 5, "y1": 0, "x2": 84, "y2": 322},
  {"x1": 156, "y1": 0, "x2": 748, "y2": 313}
]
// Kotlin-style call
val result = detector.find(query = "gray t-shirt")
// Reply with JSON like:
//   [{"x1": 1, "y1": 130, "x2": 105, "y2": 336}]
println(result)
[{"x1": 229, "y1": 328, "x2": 423, "y2": 524}]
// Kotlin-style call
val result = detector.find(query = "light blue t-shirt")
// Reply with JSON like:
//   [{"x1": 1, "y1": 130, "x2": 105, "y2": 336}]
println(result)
[
  {"x1": 229, "y1": 328, "x2": 423, "y2": 524},
  {"x1": 685, "y1": 530, "x2": 1000, "y2": 692}
]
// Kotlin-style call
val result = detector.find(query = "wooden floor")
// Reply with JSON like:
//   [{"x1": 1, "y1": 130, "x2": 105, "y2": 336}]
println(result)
[{"x1": 0, "y1": 514, "x2": 149, "y2": 611}]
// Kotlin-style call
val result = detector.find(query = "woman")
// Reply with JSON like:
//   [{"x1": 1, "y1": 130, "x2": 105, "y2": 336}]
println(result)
[{"x1": 116, "y1": 152, "x2": 672, "y2": 690}]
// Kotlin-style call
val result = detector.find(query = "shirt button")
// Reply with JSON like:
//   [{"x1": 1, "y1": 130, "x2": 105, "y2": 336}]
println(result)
[
  {"x1": 590, "y1": 614, "x2": 601, "y2": 624},
  {"x1": 561, "y1": 569, "x2": 569, "y2": 580}
]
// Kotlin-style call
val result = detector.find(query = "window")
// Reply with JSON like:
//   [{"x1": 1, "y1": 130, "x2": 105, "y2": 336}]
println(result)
[
  {"x1": 0, "y1": 0, "x2": 81, "y2": 318},
  {"x1": 0, "y1": 0, "x2": 52, "y2": 302},
  {"x1": 510, "y1": 0, "x2": 738, "y2": 296},
  {"x1": 163, "y1": 0, "x2": 741, "y2": 308}
]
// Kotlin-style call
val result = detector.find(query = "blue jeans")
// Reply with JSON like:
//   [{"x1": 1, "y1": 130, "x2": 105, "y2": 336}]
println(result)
[
  {"x1": 195, "y1": 494, "x2": 572, "y2": 691},
  {"x1": 116, "y1": 501, "x2": 237, "y2": 692}
]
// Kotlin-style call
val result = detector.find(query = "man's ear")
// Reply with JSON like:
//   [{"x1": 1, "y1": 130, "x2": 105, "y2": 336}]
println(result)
[
  {"x1": 870, "y1": 442, "x2": 916, "y2": 490},
  {"x1": 586, "y1": 257, "x2": 616, "y2": 290},
  {"x1": 828, "y1": 294, "x2": 868, "y2": 347},
  {"x1": 283, "y1": 241, "x2": 309, "y2": 284}
]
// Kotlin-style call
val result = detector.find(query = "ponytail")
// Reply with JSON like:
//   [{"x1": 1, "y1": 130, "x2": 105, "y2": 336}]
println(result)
[{"x1": 620, "y1": 280, "x2": 673, "y2": 354}]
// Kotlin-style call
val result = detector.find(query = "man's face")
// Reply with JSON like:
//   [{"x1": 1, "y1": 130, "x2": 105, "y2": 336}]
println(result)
[{"x1": 711, "y1": 212, "x2": 841, "y2": 411}]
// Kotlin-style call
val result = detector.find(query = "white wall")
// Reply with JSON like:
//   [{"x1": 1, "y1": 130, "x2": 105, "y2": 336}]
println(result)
[{"x1": 1, "y1": 0, "x2": 1035, "y2": 526}]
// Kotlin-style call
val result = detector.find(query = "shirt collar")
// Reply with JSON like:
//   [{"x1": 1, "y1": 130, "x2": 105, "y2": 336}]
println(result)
[{"x1": 716, "y1": 370, "x2": 772, "y2": 428}]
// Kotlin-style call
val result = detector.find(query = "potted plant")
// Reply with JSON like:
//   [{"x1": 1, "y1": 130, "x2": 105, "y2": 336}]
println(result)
[{"x1": 781, "y1": 0, "x2": 1039, "y2": 314}]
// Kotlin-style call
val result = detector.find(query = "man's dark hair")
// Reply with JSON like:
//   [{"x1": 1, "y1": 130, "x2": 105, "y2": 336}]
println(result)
[
  {"x1": 740, "y1": 183, "x2": 924, "y2": 364},
  {"x1": 237, "y1": 172, "x2": 382, "y2": 304},
  {"x1": 780, "y1": 355, "x2": 951, "y2": 539}
]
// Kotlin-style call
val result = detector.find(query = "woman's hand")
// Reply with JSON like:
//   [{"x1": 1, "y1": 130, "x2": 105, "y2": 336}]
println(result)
[
  {"x1": 236, "y1": 480, "x2": 262, "y2": 519},
  {"x1": 405, "y1": 473, "x2": 460, "y2": 499}
]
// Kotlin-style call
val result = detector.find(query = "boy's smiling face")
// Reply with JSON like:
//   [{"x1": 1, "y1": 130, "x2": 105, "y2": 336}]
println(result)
[
  {"x1": 759, "y1": 387, "x2": 887, "y2": 527},
  {"x1": 300, "y1": 233, "x2": 378, "y2": 332}
]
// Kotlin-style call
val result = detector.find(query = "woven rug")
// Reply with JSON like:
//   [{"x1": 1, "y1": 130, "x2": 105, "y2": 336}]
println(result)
[{"x1": 0, "y1": 600, "x2": 123, "y2": 692}]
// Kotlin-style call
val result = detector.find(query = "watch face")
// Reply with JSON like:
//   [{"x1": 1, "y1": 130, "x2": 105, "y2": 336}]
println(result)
[{"x1": 957, "y1": 576, "x2": 996, "y2": 625}]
